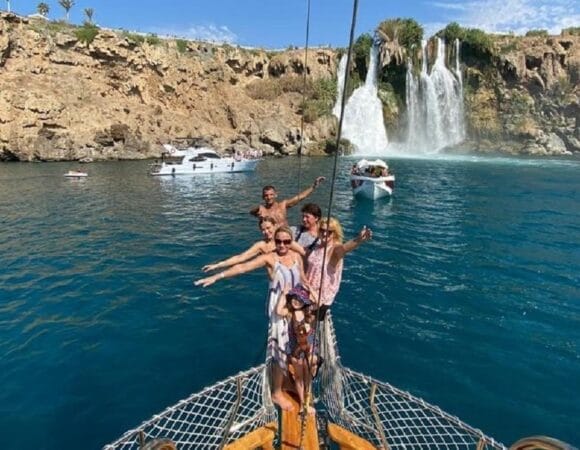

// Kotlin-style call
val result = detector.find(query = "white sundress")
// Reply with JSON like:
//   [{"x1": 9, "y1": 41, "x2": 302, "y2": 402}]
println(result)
[{"x1": 266, "y1": 255, "x2": 301, "y2": 371}]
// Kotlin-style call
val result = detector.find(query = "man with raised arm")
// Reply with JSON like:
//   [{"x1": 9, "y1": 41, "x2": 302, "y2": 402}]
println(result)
[{"x1": 249, "y1": 177, "x2": 325, "y2": 227}]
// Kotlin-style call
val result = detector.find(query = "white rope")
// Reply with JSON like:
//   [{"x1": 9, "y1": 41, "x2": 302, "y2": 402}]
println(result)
[{"x1": 105, "y1": 316, "x2": 506, "y2": 450}]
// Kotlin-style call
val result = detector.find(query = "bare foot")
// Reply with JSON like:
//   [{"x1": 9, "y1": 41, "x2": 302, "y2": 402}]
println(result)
[{"x1": 272, "y1": 391, "x2": 294, "y2": 411}]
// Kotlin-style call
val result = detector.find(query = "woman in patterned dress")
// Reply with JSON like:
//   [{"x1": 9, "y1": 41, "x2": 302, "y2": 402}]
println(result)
[{"x1": 195, "y1": 226, "x2": 306, "y2": 411}]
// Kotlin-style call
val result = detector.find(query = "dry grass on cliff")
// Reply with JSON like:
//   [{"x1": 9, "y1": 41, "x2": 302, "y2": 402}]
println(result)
[
  {"x1": 245, "y1": 76, "x2": 336, "y2": 122},
  {"x1": 245, "y1": 76, "x2": 307, "y2": 100}
]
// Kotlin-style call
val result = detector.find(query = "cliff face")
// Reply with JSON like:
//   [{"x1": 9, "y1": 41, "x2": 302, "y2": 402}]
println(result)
[
  {"x1": 0, "y1": 13, "x2": 338, "y2": 161},
  {"x1": 377, "y1": 32, "x2": 580, "y2": 156},
  {"x1": 464, "y1": 34, "x2": 580, "y2": 155}
]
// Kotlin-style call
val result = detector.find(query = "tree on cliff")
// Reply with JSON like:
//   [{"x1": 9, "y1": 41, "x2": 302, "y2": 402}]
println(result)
[
  {"x1": 84, "y1": 7, "x2": 94, "y2": 24},
  {"x1": 37, "y1": 2, "x2": 49, "y2": 17},
  {"x1": 58, "y1": 0, "x2": 75, "y2": 22}
]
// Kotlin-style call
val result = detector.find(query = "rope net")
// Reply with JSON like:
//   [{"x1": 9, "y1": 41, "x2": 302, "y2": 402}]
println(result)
[{"x1": 104, "y1": 315, "x2": 506, "y2": 450}]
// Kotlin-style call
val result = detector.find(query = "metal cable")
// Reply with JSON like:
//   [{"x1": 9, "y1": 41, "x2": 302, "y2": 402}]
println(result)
[{"x1": 300, "y1": 0, "x2": 360, "y2": 443}]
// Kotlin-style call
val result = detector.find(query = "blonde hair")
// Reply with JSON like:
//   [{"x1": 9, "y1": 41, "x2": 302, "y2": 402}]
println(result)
[
  {"x1": 275, "y1": 226, "x2": 294, "y2": 240},
  {"x1": 320, "y1": 217, "x2": 343, "y2": 243}
]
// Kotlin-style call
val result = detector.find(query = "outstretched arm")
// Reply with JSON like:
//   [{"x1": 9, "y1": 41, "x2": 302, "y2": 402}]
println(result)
[
  {"x1": 195, "y1": 253, "x2": 269, "y2": 287},
  {"x1": 202, "y1": 241, "x2": 264, "y2": 272},
  {"x1": 332, "y1": 226, "x2": 373, "y2": 261},
  {"x1": 249, "y1": 205, "x2": 261, "y2": 218},
  {"x1": 285, "y1": 176, "x2": 325, "y2": 208}
]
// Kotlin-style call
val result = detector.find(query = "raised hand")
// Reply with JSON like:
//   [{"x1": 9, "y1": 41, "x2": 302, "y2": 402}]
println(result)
[
  {"x1": 359, "y1": 226, "x2": 372, "y2": 242},
  {"x1": 312, "y1": 176, "x2": 325, "y2": 189}
]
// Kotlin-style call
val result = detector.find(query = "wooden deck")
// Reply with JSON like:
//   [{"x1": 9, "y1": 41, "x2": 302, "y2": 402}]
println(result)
[{"x1": 280, "y1": 392, "x2": 319, "y2": 450}]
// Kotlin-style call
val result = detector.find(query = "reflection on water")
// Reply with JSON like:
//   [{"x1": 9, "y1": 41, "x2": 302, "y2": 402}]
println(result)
[{"x1": 0, "y1": 156, "x2": 579, "y2": 449}]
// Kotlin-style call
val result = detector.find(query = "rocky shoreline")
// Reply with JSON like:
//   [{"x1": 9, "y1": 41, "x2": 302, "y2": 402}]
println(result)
[{"x1": 0, "y1": 12, "x2": 578, "y2": 161}]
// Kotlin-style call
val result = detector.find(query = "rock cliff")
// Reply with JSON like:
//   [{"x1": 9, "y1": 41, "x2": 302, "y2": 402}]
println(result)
[
  {"x1": 375, "y1": 26, "x2": 579, "y2": 156},
  {"x1": 464, "y1": 34, "x2": 579, "y2": 155},
  {"x1": 1, "y1": 12, "x2": 578, "y2": 161},
  {"x1": 0, "y1": 12, "x2": 338, "y2": 161}
]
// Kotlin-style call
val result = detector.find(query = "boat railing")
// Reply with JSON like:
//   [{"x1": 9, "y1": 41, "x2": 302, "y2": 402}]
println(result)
[
  {"x1": 103, "y1": 364, "x2": 276, "y2": 450},
  {"x1": 105, "y1": 314, "x2": 506, "y2": 450}
]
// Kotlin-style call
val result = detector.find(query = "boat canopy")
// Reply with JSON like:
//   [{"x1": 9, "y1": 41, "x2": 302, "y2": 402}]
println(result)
[{"x1": 356, "y1": 159, "x2": 388, "y2": 169}]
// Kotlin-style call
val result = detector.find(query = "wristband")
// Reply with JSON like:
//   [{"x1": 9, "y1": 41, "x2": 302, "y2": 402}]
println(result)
[{"x1": 220, "y1": 272, "x2": 225, "y2": 279}]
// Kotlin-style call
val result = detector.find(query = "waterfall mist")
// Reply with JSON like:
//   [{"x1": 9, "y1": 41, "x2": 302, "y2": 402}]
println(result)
[
  {"x1": 405, "y1": 38, "x2": 465, "y2": 153},
  {"x1": 335, "y1": 44, "x2": 389, "y2": 155}
]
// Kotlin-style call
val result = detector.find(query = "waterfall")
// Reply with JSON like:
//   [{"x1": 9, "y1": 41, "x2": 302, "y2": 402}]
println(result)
[
  {"x1": 405, "y1": 38, "x2": 465, "y2": 153},
  {"x1": 340, "y1": 44, "x2": 388, "y2": 155},
  {"x1": 332, "y1": 54, "x2": 348, "y2": 117},
  {"x1": 331, "y1": 38, "x2": 465, "y2": 155}
]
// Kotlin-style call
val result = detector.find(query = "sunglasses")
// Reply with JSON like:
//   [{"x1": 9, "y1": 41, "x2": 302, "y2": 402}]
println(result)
[
  {"x1": 275, "y1": 238, "x2": 292, "y2": 245},
  {"x1": 320, "y1": 228, "x2": 334, "y2": 235}
]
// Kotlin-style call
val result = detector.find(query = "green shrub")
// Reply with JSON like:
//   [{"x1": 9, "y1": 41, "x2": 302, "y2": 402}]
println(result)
[
  {"x1": 561, "y1": 27, "x2": 580, "y2": 36},
  {"x1": 300, "y1": 78, "x2": 337, "y2": 123},
  {"x1": 439, "y1": 22, "x2": 465, "y2": 42},
  {"x1": 123, "y1": 32, "x2": 145, "y2": 45},
  {"x1": 377, "y1": 18, "x2": 423, "y2": 52},
  {"x1": 353, "y1": 33, "x2": 373, "y2": 81},
  {"x1": 75, "y1": 22, "x2": 99, "y2": 46},
  {"x1": 463, "y1": 28, "x2": 494, "y2": 54},
  {"x1": 145, "y1": 34, "x2": 161, "y2": 46},
  {"x1": 176, "y1": 39, "x2": 188, "y2": 53},
  {"x1": 499, "y1": 39, "x2": 519, "y2": 54},
  {"x1": 525, "y1": 29, "x2": 548, "y2": 37}
]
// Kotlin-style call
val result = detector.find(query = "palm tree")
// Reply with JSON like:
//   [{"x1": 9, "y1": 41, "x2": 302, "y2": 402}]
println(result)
[
  {"x1": 37, "y1": 2, "x2": 49, "y2": 17},
  {"x1": 58, "y1": 0, "x2": 75, "y2": 22},
  {"x1": 84, "y1": 7, "x2": 94, "y2": 24}
]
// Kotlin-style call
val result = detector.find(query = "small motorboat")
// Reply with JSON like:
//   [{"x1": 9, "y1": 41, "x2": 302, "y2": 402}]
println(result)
[
  {"x1": 150, "y1": 144, "x2": 261, "y2": 176},
  {"x1": 79, "y1": 157, "x2": 94, "y2": 163},
  {"x1": 350, "y1": 159, "x2": 395, "y2": 200},
  {"x1": 64, "y1": 170, "x2": 88, "y2": 178}
]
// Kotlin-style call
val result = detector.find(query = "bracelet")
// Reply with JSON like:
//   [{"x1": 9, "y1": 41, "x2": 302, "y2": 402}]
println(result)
[{"x1": 220, "y1": 272, "x2": 225, "y2": 279}]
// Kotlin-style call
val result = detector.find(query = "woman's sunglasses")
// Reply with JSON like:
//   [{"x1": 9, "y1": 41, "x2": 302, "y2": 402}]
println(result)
[
  {"x1": 275, "y1": 238, "x2": 292, "y2": 245},
  {"x1": 320, "y1": 228, "x2": 334, "y2": 235}
]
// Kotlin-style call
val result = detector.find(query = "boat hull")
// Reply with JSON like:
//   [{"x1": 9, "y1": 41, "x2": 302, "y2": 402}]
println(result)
[
  {"x1": 150, "y1": 158, "x2": 260, "y2": 176},
  {"x1": 350, "y1": 175, "x2": 394, "y2": 200},
  {"x1": 64, "y1": 172, "x2": 88, "y2": 178}
]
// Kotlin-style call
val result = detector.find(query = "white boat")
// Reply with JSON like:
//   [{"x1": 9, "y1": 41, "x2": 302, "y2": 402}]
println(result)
[
  {"x1": 150, "y1": 144, "x2": 261, "y2": 176},
  {"x1": 63, "y1": 170, "x2": 88, "y2": 178},
  {"x1": 350, "y1": 159, "x2": 395, "y2": 200}
]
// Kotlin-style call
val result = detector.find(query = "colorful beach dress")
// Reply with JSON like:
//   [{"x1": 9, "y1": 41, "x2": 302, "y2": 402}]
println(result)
[{"x1": 266, "y1": 254, "x2": 301, "y2": 371}]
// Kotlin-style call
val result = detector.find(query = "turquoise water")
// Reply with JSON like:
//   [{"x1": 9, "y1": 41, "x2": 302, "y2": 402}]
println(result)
[{"x1": 0, "y1": 156, "x2": 579, "y2": 449}]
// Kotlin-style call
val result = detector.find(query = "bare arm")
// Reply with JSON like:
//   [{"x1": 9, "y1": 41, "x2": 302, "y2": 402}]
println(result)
[
  {"x1": 195, "y1": 253, "x2": 271, "y2": 288},
  {"x1": 285, "y1": 176, "x2": 325, "y2": 208},
  {"x1": 276, "y1": 289, "x2": 290, "y2": 316},
  {"x1": 249, "y1": 205, "x2": 261, "y2": 217},
  {"x1": 202, "y1": 241, "x2": 264, "y2": 272},
  {"x1": 290, "y1": 241, "x2": 306, "y2": 257},
  {"x1": 332, "y1": 226, "x2": 373, "y2": 262}
]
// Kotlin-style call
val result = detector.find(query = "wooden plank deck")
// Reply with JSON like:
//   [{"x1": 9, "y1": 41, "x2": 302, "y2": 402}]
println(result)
[
  {"x1": 327, "y1": 422, "x2": 377, "y2": 450},
  {"x1": 280, "y1": 392, "x2": 319, "y2": 450},
  {"x1": 223, "y1": 422, "x2": 277, "y2": 450}
]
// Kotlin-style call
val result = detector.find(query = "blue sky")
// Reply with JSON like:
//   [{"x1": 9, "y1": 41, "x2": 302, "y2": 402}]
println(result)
[{"x1": 6, "y1": 0, "x2": 579, "y2": 48}]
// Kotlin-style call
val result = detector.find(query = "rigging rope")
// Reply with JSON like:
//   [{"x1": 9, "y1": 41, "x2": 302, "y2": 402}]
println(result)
[
  {"x1": 298, "y1": 0, "x2": 360, "y2": 445},
  {"x1": 296, "y1": 0, "x2": 312, "y2": 194}
]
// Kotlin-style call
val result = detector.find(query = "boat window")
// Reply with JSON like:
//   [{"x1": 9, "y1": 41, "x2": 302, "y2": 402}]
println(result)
[
  {"x1": 190, "y1": 156, "x2": 206, "y2": 162},
  {"x1": 198, "y1": 152, "x2": 220, "y2": 159}
]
